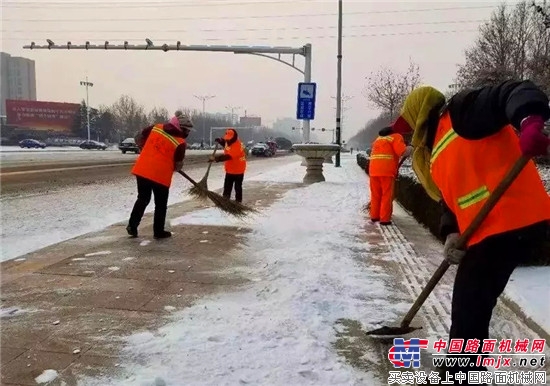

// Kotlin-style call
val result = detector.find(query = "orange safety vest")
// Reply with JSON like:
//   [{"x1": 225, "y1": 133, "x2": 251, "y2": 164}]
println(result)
[
  {"x1": 430, "y1": 111, "x2": 550, "y2": 247},
  {"x1": 224, "y1": 140, "x2": 247, "y2": 174},
  {"x1": 368, "y1": 133, "x2": 406, "y2": 177},
  {"x1": 131, "y1": 124, "x2": 185, "y2": 187}
]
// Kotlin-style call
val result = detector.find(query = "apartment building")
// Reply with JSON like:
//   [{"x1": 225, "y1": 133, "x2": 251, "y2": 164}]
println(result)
[{"x1": 0, "y1": 52, "x2": 37, "y2": 116}]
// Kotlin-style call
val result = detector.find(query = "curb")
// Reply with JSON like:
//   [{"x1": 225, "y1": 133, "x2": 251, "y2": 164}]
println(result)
[{"x1": 500, "y1": 292, "x2": 550, "y2": 343}]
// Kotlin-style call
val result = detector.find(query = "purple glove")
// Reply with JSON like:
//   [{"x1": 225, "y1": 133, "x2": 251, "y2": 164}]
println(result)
[{"x1": 519, "y1": 116, "x2": 550, "y2": 157}]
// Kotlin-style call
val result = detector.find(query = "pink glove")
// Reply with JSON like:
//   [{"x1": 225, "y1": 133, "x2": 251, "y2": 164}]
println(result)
[{"x1": 519, "y1": 116, "x2": 550, "y2": 157}]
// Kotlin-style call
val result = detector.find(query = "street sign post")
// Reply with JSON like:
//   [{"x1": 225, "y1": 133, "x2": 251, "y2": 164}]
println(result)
[{"x1": 296, "y1": 82, "x2": 317, "y2": 121}]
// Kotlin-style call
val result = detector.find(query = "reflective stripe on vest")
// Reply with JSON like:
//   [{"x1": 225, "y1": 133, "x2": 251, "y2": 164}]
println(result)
[
  {"x1": 457, "y1": 186, "x2": 490, "y2": 209},
  {"x1": 429, "y1": 111, "x2": 550, "y2": 247},
  {"x1": 152, "y1": 126, "x2": 180, "y2": 147},
  {"x1": 370, "y1": 154, "x2": 394, "y2": 160},
  {"x1": 131, "y1": 124, "x2": 184, "y2": 187},
  {"x1": 430, "y1": 129, "x2": 459, "y2": 167}
]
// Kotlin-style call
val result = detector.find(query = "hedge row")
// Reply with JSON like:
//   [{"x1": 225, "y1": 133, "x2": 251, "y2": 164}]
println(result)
[{"x1": 357, "y1": 153, "x2": 550, "y2": 266}]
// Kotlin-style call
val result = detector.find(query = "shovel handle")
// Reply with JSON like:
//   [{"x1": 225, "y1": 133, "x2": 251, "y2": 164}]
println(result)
[{"x1": 400, "y1": 155, "x2": 531, "y2": 329}]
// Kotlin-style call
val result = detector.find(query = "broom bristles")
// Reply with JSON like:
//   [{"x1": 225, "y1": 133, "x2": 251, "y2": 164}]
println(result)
[
  {"x1": 206, "y1": 190, "x2": 258, "y2": 217},
  {"x1": 187, "y1": 159, "x2": 214, "y2": 198},
  {"x1": 188, "y1": 177, "x2": 209, "y2": 198}
]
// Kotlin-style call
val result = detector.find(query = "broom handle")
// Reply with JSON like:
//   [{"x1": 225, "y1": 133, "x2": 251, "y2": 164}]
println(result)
[
  {"x1": 178, "y1": 170, "x2": 201, "y2": 188},
  {"x1": 400, "y1": 156, "x2": 531, "y2": 329},
  {"x1": 204, "y1": 144, "x2": 219, "y2": 175}
]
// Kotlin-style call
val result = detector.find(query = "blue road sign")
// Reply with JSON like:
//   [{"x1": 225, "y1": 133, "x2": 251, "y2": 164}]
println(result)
[{"x1": 296, "y1": 82, "x2": 316, "y2": 120}]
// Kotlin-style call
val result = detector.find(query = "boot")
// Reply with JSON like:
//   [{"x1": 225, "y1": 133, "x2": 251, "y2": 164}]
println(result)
[
  {"x1": 126, "y1": 225, "x2": 138, "y2": 238},
  {"x1": 154, "y1": 230, "x2": 172, "y2": 239}
]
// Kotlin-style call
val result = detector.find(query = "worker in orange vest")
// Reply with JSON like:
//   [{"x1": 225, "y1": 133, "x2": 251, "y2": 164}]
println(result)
[
  {"x1": 127, "y1": 111, "x2": 193, "y2": 239},
  {"x1": 210, "y1": 128, "x2": 247, "y2": 203},
  {"x1": 392, "y1": 80, "x2": 550, "y2": 381},
  {"x1": 368, "y1": 126, "x2": 411, "y2": 225}
]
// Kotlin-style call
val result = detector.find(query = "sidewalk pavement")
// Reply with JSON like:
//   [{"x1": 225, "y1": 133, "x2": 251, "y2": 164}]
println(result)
[
  {"x1": 1, "y1": 154, "x2": 548, "y2": 385},
  {"x1": 1, "y1": 180, "x2": 302, "y2": 386}
]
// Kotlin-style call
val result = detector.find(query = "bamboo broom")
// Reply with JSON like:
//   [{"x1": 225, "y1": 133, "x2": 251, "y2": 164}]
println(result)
[
  {"x1": 188, "y1": 145, "x2": 219, "y2": 199},
  {"x1": 178, "y1": 170, "x2": 257, "y2": 217}
]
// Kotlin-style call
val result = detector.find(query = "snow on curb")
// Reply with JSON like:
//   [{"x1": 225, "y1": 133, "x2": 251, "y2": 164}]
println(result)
[{"x1": 502, "y1": 267, "x2": 550, "y2": 340}]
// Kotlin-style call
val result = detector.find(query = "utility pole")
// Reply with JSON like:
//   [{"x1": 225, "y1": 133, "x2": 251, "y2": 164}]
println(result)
[
  {"x1": 79, "y1": 76, "x2": 93, "y2": 141},
  {"x1": 332, "y1": 94, "x2": 353, "y2": 137},
  {"x1": 194, "y1": 94, "x2": 215, "y2": 146},
  {"x1": 335, "y1": 0, "x2": 343, "y2": 167},
  {"x1": 225, "y1": 105, "x2": 241, "y2": 126}
]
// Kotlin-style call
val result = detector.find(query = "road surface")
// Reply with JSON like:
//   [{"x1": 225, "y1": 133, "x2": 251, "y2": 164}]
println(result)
[{"x1": 0, "y1": 148, "x2": 289, "y2": 195}]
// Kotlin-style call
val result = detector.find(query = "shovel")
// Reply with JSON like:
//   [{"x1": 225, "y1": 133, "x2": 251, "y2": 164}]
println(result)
[{"x1": 366, "y1": 156, "x2": 531, "y2": 338}]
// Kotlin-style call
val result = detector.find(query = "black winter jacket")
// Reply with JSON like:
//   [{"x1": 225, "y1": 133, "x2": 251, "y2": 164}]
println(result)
[{"x1": 425, "y1": 80, "x2": 550, "y2": 239}]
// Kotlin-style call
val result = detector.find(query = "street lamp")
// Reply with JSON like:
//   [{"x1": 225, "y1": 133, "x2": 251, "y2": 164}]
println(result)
[
  {"x1": 334, "y1": 0, "x2": 344, "y2": 167},
  {"x1": 225, "y1": 105, "x2": 241, "y2": 125},
  {"x1": 194, "y1": 94, "x2": 216, "y2": 146},
  {"x1": 79, "y1": 76, "x2": 94, "y2": 141}
]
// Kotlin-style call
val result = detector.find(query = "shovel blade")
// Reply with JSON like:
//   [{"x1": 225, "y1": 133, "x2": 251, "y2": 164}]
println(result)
[{"x1": 365, "y1": 325, "x2": 422, "y2": 339}]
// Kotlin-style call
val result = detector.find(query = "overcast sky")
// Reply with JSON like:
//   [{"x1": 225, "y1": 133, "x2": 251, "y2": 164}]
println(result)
[{"x1": 2, "y1": 0, "x2": 512, "y2": 140}]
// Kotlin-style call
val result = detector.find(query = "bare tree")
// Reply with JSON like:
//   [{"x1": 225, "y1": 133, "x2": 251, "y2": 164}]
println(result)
[
  {"x1": 456, "y1": 1, "x2": 549, "y2": 93},
  {"x1": 363, "y1": 59, "x2": 421, "y2": 119},
  {"x1": 527, "y1": 4, "x2": 550, "y2": 93},
  {"x1": 110, "y1": 95, "x2": 148, "y2": 139},
  {"x1": 147, "y1": 107, "x2": 170, "y2": 124},
  {"x1": 347, "y1": 112, "x2": 393, "y2": 150}
]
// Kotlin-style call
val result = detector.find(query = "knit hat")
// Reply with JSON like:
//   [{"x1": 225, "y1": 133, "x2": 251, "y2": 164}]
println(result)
[{"x1": 170, "y1": 110, "x2": 194, "y2": 130}]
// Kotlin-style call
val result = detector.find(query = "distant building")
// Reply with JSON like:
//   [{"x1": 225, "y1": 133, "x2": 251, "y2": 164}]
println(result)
[
  {"x1": 0, "y1": 52, "x2": 37, "y2": 116},
  {"x1": 240, "y1": 115, "x2": 261, "y2": 127}
]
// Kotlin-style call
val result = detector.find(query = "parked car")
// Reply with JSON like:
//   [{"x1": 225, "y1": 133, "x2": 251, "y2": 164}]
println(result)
[
  {"x1": 118, "y1": 138, "x2": 140, "y2": 154},
  {"x1": 19, "y1": 139, "x2": 46, "y2": 149},
  {"x1": 251, "y1": 143, "x2": 274, "y2": 157},
  {"x1": 80, "y1": 140, "x2": 107, "y2": 150}
]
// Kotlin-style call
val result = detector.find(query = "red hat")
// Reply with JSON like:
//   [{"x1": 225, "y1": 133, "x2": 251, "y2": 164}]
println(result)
[{"x1": 392, "y1": 115, "x2": 413, "y2": 135}]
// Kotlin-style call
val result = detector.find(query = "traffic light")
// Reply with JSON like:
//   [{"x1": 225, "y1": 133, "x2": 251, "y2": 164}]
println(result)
[{"x1": 321, "y1": 128, "x2": 326, "y2": 131}]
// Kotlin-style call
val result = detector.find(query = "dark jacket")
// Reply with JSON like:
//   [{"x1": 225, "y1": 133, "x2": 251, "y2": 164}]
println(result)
[
  {"x1": 135, "y1": 122, "x2": 187, "y2": 163},
  {"x1": 426, "y1": 80, "x2": 550, "y2": 238}
]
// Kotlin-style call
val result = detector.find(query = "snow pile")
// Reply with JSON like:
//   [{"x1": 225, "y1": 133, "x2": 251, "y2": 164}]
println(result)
[
  {"x1": 538, "y1": 164, "x2": 550, "y2": 191},
  {"x1": 84, "y1": 156, "x2": 398, "y2": 386},
  {"x1": 35, "y1": 369, "x2": 58, "y2": 384},
  {"x1": 505, "y1": 266, "x2": 550, "y2": 333}
]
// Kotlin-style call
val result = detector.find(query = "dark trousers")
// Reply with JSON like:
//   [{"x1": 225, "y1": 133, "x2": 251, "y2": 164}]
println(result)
[
  {"x1": 446, "y1": 221, "x2": 547, "y2": 383},
  {"x1": 222, "y1": 173, "x2": 244, "y2": 202},
  {"x1": 128, "y1": 176, "x2": 170, "y2": 234}
]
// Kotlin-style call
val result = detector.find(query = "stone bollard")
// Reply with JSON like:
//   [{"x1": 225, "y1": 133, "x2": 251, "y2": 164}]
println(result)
[
  {"x1": 291, "y1": 144, "x2": 340, "y2": 184},
  {"x1": 302, "y1": 157, "x2": 326, "y2": 184}
]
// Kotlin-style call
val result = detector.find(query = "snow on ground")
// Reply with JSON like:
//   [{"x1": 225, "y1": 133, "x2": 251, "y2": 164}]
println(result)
[
  {"x1": 0, "y1": 156, "x2": 295, "y2": 261},
  {"x1": 505, "y1": 266, "x2": 550, "y2": 334},
  {"x1": 85, "y1": 155, "x2": 401, "y2": 386}
]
